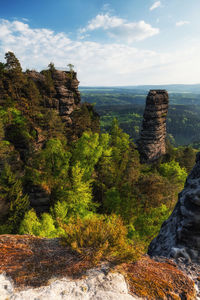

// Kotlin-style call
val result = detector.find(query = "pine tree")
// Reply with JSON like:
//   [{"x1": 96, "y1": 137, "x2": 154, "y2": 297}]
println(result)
[
  {"x1": 0, "y1": 164, "x2": 29, "y2": 232},
  {"x1": 5, "y1": 52, "x2": 22, "y2": 72}
]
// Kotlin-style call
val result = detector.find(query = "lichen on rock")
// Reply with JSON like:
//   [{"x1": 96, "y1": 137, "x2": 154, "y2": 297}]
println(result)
[{"x1": 0, "y1": 235, "x2": 196, "y2": 299}]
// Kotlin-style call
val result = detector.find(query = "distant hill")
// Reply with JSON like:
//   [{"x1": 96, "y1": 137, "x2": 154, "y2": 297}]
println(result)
[{"x1": 80, "y1": 84, "x2": 200, "y2": 94}]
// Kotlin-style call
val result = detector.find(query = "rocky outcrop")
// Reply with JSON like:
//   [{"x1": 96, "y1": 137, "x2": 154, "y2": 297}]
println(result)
[
  {"x1": 137, "y1": 90, "x2": 169, "y2": 163},
  {"x1": 28, "y1": 70, "x2": 81, "y2": 125},
  {"x1": 52, "y1": 70, "x2": 81, "y2": 124},
  {"x1": 0, "y1": 271, "x2": 136, "y2": 300},
  {"x1": 148, "y1": 152, "x2": 200, "y2": 263},
  {"x1": 0, "y1": 235, "x2": 196, "y2": 299}
]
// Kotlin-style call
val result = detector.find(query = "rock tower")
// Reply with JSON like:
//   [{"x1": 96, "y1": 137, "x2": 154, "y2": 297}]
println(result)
[
  {"x1": 148, "y1": 152, "x2": 200, "y2": 263},
  {"x1": 28, "y1": 70, "x2": 81, "y2": 125},
  {"x1": 137, "y1": 90, "x2": 169, "y2": 163}
]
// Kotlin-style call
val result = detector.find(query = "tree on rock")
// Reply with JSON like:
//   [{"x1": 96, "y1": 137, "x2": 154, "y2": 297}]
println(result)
[{"x1": 67, "y1": 63, "x2": 74, "y2": 72}]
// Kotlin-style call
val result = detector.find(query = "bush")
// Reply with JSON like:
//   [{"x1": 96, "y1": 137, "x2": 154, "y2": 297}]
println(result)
[
  {"x1": 60, "y1": 214, "x2": 143, "y2": 264},
  {"x1": 159, "y1": 160, "x2": 187, "y2": 185},
  {"x1": 19, "y1": 209, "x2": 58, "y2": 238}
]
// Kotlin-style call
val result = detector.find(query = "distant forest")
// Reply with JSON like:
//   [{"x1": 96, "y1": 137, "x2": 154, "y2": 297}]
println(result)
[{"x1": 81, "y1": 88, "x2": 200, "y2": 146}]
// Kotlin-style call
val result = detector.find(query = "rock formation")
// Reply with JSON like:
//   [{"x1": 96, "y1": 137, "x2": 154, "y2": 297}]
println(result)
[
  {"x1": 28, "y1": 70, "x2": 81, "y2": 125},
  {"x1": 148, "y1": 152, "x2": 200, "y2": 263},
  {"x1": 0, "y1": 235, "x2": 196, "y2": 299},
  {"x1": 137, "y1": 90, "x2": 169, "y2": 163},
  {"x1": 0, "y1": 272, "x2": 136, "y2": 300},
  {"x1": 52, "y1": 70, "x2": 81, "y2": 124}
]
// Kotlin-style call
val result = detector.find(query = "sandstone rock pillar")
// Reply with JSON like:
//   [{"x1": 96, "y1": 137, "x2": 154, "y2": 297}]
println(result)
[{"x1": 137, "y1": 90, "x2": 169, "y2": 163}]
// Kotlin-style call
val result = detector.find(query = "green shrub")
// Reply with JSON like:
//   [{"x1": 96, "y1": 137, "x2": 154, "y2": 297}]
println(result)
[
  {"x1": 159, "y1": 160, "x2": 187, "y2": 185},
  {"x1": 19, "y1": 209, "x2": 41, "y2": 236},
  {"x1": 60, "y1": 214, "x2": 143, "y2": 263},
  {"x1": 19, "y1": 209, "x2": 58, "y2": 238},
  {"x1": 133, "y1": 204, "x2": 171, "y2": 246}
]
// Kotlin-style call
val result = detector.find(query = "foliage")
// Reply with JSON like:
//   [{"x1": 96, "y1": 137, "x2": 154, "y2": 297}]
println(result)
[
  {"x1": 19, "y1": 209, "x2": 58, "y2": 237},
  {"x1": 133, "y1": 204, "x2": 171, "y2": 245},
  {"x1": 67, "y1": 63, "x2": 74, "y2": 72},
  {"x1": 25, "y1": 138, "x2": 71, "y2": 191},
  {"x1": 72, "y1": 131, "x2": 110, "y2": 181},
  {"x1": 103, "y1": 184, "x2": 172, "y2": 246},
  {"x1": 0, "y1": 164, "x2": 29, "y2": 233},
  {"x1": 61, "y1": 214, "x2": 143, "y2": 263},
  {"x1": 64, "y1": 163, "x2": 95, "y2": 217},
  {"x1": 51, "y1": 163, "x2": 95, "y2": 219},
  {"x1": 97, "y1": 118, "x2": 140, "y2": 190},
  {"x1": 159, "y1": 160, "x2": 187, "y2": 185},
  {"x1": 5, "y1": 52, "x2": 22, "y2": 72},
  {"x1": 51, "y1": 200, "x2": 69, "y2": 224}
]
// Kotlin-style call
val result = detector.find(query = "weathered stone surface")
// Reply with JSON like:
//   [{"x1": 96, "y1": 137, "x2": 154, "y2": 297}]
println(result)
[
  {"x1": 0, "y1": 235, "x2": 196, "y2": 299},
  {"x1": 0, "y1": 272, "x2": 137, "y2": 300},
  {"x1": 52, "y1": 70, "x2": 81, "y2": 124},
  {"x1": 26, "y1": 70, "x2": 46, "y2": 83},
  {"x1": 148, "y1": 152, "x2": 200, "y2": 263},
  {"x1": 137, "y1": 90, "x2": 169, "y2": 163},
  {"x1": 28, "y1": 70, "x2": 81, "y2": 125}
]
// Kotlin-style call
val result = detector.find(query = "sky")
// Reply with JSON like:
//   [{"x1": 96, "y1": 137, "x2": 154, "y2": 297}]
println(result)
[{"x1": 0, "y1": 0, "x2": 200, "y2": 86}]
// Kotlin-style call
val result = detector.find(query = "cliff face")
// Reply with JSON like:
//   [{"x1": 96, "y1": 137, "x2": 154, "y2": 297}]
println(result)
[
  {"x1": 137, "y1": 90, "x2": 169, "y2": 163},
  {"x1": 26, "y1": 69, "x2": 99, "y2": 142},
  {"x1": 148, "y1": 152, "x2": 200, "y2": 263},
  {"x1": 28, "y1": 70, "x2": 81, "y2": 125}
]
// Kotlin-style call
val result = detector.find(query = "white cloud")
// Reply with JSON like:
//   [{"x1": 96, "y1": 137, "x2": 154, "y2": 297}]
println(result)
[
  {"x1": 176, "y1": 21, "x2": 190, "y2": 27},
  {"x1": 0, "y1": 19, "x2": 200, "y2": 86},
  {"x1": 79, "y1": 14, "x2": 159, "y2": 43},
  {"x1": 80, "y1": 14, "x2": 123, "y2": 32},
  {"x1": 150, "y1": 1, "x2": 161, "y2": 11}
]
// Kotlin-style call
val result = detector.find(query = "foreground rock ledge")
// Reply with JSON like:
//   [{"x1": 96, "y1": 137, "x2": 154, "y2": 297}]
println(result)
[{"x1": 0, "y1": 235, "x2": 196, "y2": 299}]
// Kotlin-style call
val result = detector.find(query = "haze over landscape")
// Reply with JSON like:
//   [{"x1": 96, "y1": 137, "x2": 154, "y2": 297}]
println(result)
[{"x1": 0, "y1": 0, "x2": 200, "y2": 86}]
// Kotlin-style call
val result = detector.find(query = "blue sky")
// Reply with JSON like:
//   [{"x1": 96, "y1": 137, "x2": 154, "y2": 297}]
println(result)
[{"x1": 0, "y1": 0, "x2": 200, "y2": 85}]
